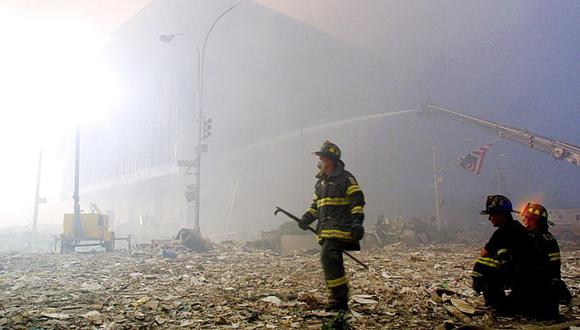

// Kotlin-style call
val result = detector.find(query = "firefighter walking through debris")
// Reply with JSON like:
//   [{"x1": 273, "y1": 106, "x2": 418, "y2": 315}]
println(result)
[{"x1": 299, "y1": 140, "x2": 366, "y2": 312}]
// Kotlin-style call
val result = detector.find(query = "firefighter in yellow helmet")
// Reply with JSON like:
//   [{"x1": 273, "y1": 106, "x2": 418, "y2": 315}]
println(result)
[
  {"x1": 521, "y1": 203, "x2": 572, "y2": 314},
  {"x1": 299, "y1": 140, "x2": 365, "y2": 312}
]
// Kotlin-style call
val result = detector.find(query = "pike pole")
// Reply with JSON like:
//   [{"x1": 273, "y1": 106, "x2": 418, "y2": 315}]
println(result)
[{"x1": 274, "y1": 206, "x2": 369, "y2": 270}]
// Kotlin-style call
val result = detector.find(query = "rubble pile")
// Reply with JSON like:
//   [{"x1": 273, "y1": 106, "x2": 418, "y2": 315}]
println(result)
[
  {"x1": 0, "y1": 243, "x2": 578, "y2": 329},
  {"x1": 365, "y1": 217, "x2": 455, "y2": 248}
]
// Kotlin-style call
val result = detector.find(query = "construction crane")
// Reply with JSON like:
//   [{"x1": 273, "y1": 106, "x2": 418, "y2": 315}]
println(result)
[{"x1": 419, "y1": 100, "x2": 580, "y2": 166}]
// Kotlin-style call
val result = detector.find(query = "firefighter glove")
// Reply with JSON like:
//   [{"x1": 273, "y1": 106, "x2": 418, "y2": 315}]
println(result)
[
  {"x1": 351, "y1": 223, "x2": 364, "y2": 240},
  {"x1": 299, "y1": 217, "x2": 311, "y2": 231}
]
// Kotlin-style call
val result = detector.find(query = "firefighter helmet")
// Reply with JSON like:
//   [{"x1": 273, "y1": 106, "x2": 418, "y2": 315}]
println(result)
[
  {"x1": 480, "y1": 195, "x2": 516, "y2": 215},
  {"x1": 522, "y1": 202, "x2": 554, "y2": 225},
  {"x1": 314, "y1": 140, "x2": 343, "y2": 165}
]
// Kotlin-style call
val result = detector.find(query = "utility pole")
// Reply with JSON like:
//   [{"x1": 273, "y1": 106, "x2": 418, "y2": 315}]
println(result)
[
  {"x1": 73, "y1": 123, "x2": 82, "y2": 237},
  {"x1": 496, "y1": 167, "x2": 502, "y2": 194},
  {"x1": 430, "y1": 148, "x2": 442, "y2": 231},
  {"x1": 32, "y1": 151, "x2": 46, "y2": 249},
  {"x1": 429, "y1": 147, "x2": 458, "y2": 232}
]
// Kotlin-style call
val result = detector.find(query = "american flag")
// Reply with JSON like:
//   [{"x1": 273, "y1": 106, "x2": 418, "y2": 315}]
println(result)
[{"x1": 459, "y1": 145, "x2": 490, "y2": 175}]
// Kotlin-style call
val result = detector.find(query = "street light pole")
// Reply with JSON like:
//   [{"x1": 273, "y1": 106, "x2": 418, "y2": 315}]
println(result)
[{"x1": 161, "y1": 2, "x2": 241, "y2": 234}]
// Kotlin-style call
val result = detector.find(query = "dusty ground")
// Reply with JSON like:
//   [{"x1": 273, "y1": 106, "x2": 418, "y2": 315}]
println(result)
[{"x1": 0, "y1": 243, "x2": 578, "y2": 329}]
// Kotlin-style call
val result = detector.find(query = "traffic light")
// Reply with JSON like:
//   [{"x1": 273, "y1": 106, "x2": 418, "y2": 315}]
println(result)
[
  {"x1": 203, "y1": 117, "x2": 212, "y2": 140},
  {"x1": 185, "y1": 184, "x2": 197, "y2": 202}
]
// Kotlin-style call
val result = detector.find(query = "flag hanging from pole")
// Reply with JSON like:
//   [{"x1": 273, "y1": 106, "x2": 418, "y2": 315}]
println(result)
[{"x1": 459, "y1": 145, "x2": 490, "y2": 175}]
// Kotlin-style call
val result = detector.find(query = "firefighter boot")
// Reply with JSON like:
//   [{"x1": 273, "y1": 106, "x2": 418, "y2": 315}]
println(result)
[{"x1": 327, "y1": 284, "x2": 349, "y2": 312}]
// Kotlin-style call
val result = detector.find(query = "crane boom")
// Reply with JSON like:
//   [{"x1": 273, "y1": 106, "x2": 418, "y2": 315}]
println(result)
[{"x1": 419, "y1": 101, "x2": 580, "y2": 167}]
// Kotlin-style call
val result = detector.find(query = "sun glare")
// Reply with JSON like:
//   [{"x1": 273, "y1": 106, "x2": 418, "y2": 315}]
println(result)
[
  {"x1": 0, "y1": 10, "x2": 122, "y2": 150},
  {"x1": 0, "y1": 10, "x2": 122, "y2": 224}
]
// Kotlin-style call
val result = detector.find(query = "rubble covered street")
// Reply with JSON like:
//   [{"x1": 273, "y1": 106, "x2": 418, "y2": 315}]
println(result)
[{"x1": 0, "y1": 243, "x2": 578, "y2": 329}]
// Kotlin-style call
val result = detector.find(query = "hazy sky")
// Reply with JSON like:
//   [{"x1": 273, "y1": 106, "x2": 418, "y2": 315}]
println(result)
[{"x1": 0, "y1": 0, "x2": 151, "y2": 33}]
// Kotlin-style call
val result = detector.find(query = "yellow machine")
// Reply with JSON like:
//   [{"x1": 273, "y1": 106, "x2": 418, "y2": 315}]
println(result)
[
  {"x1": 61, "y1": 213, "x2": 115, "y2": 252},
  {"x1": 61, "y1": 128, "x2": 122, "y2": 253}
]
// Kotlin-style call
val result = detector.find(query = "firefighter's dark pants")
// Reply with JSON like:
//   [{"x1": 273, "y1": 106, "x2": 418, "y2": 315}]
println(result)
[
  {"x1": 479, "y1": 277, "x2": 559, "y2": 319},
  {"x1": 321, "y1": 239, "x2": 349, "y2": 307}
]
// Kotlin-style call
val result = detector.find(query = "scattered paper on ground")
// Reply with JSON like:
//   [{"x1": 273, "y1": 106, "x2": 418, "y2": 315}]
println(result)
[{"x1": 0, "y1": 242, "x2": 578, "y2": 329}]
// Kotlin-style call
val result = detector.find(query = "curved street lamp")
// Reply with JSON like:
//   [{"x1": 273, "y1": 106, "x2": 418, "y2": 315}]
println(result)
[{"x1": 160, "y1": 2, "x2": 241, "y2": 234}]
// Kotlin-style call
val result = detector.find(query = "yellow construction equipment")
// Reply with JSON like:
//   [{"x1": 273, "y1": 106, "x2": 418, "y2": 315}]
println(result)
[
  {"x1": 61, "y1": 213, "x2": 115, "y2": 252},
  {"x1": 60, "y1": 125, "x2": 122, "y2": 253}
]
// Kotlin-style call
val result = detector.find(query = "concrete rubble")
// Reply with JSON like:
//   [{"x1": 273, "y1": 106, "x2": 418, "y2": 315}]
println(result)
[{"x1": 0, "y1": 241, "x2": 578, "y2": 329}]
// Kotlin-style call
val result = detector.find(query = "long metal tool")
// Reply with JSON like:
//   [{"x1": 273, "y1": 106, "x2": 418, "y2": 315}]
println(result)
[{"x1": 274, "y1": 206, "x2": 369, "y2": 270}]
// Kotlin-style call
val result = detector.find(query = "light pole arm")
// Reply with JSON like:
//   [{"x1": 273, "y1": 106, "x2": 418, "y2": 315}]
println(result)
[
  {"x1": 199, "y1": 2, "x2": 242, "y2": 96},
  {"x1": 201, "y1": 2, "x2": 242, "y2": 67}
]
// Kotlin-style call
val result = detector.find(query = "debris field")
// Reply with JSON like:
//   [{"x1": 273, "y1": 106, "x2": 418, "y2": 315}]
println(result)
[{"x1": 0, "y1": 243, "x2": 578, "y2": 329}]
